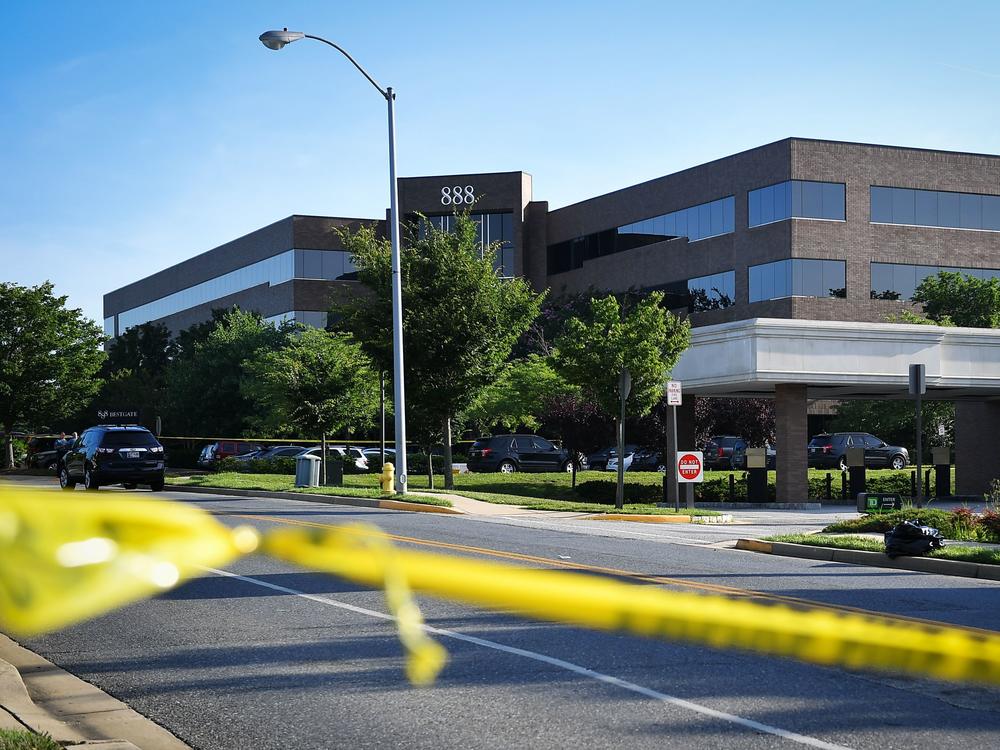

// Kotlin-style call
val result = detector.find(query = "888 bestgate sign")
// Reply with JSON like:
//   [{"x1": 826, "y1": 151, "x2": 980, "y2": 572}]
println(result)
[{"x1": 676, "y1": 451, "x2": 704, "y2": 483}]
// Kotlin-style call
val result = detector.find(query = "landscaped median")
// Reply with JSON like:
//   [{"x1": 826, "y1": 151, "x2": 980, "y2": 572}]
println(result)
[
  {"x1": 736, "y1": 505, "x2": 1000, "y2": 579},
  {"x1": 165, "y1": 471, "x2": 719, "y2": 517}
]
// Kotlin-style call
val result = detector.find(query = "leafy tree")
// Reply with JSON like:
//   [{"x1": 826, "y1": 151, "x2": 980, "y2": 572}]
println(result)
[
  {"x1": 910, "y1": 271, "x2": 1000, "y2": 328},
  {"x1": 539, "y1": 394, "x2": 612, "y2": 487},
  {"x1": 829, "y1": 399, "x2": 953, "y2": 461},
  {"x1": 694, "y1": 397, "x2": 775, "y2": 448},
  {"x1": 91, "y1": 322, "x2": 174, "y2": 431},
  {"x1": 463, "y1": 355, "x2": 578, "y2": 433},
  {"x1": 243, "y1": 327, "x2": 380, "y2": 480},
  {"x1": 336, "y1": 214, "x2": 543, "y2": 488},
  {"x1": 554, "y1": 292, "x2": 690, "y2": 419},
  {"x1": 164, "y1": 309, "x2": 294, "y2": 437},
  {"x1": 553, "y1": 292, "x2": 690, "y2": 506},
  {"x1": 0, "y1": 282, "x2": 105, "y2": 467}
]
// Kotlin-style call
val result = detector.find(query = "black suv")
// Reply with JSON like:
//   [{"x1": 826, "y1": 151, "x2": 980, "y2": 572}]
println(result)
[
  {"x1": 703, "y1": 436, "x2": 747, "y2": 470},
  {"x1": 807, "y1": 433, "x2": 909, "y2": 470},
  {"x1": 467, "y1": 434, "x2": 572, "y2": 473},
  {"x1": 59, "y1": 426, "x2": 166, "y2": 491}
]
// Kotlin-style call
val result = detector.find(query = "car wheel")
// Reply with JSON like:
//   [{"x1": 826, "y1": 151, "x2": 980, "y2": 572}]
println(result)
[
  {"x1": 150, "y1": 479, "x2": 165, "y2": 492},
  {"x1": 58, "y1": 467, "x2": 76, "y2": 491},
  {"x1": 656, "y1": 464, "x2": 667, "y2": 473},
  {"x1": 84, "y1": 467, "x2": 100, "y2": 491},
  {"x1": 890, "y1": 454, "x2": 907, "y2": 470},
  {"x1": 561, "y1": 461, "x2": 573, "y2": 473},
  {"x1": 46, "y1": 460, "x2": 59, "y2": 473},
  {"x1": 498, "y1": 460, "x2": 517, "y2": 474},
  {"x1": 838, "y1": 456, "x2": 848, "y2": 471}
]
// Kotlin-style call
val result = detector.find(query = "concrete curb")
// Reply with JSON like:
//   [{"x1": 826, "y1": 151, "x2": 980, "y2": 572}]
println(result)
[
  {"x1": 735, "y1": 539, "x2": 1000, "y2": 581},
  {"x1": 165, "y1": 483, "x2": 464, "y2": 514},
  {"x1": 580, "y1": 513, "x2": 693, "y2": 524},
  {"x1": 0, "y1": 634, "x2": 187, "y2": 748}
]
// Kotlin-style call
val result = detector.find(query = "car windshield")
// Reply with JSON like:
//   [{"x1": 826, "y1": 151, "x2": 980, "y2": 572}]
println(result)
[
  {"x1": 714, "y1": 437, "x2": 740, "y2": 447},
  {"x1": 100, "y1": 431, "x2": 159, "y2": 448}
]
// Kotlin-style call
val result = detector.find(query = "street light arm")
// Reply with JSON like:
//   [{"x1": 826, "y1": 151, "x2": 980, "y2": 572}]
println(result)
[{"x1": 303, "y1": 34, "x2": 389, "y2": 99}]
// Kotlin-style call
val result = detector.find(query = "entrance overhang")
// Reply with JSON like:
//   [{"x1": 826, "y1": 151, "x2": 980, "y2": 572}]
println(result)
[{"x1": 672, "y1": 318, "x2": 1000, "y2": 400}]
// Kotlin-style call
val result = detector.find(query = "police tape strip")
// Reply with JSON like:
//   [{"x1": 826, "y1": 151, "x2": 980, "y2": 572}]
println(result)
[{"x1": 2, "y1": 485, "x2": 999, "y2": 687}]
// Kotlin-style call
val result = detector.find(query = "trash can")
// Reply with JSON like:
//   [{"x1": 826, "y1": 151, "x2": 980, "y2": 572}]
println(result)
[{"x1": 295, "y1": 454, "x2": 321, "y2": 488}]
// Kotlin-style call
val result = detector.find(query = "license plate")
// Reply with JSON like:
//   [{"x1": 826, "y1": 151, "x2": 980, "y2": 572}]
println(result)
[{"x1": 125, "y1": 451, "x2": 140, "y2": 459}]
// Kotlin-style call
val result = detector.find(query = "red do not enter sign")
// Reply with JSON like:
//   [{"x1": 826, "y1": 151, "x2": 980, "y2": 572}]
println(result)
[{"x1": 676, "y1": 451, "x2": 704, "y2": 483}]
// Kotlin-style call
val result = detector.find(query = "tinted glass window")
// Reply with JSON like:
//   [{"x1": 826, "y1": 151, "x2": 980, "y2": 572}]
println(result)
[
  {"x1": 100, "y1": 431, "x2": 159, "y2": 448},
  {"x1": 864, "y1": 436, "x2": 883, "y2": 448},
  {"x1": 808, "y1": 436, "x2": 833, "y2": 447},
  {"x1": 749, "y1": 181, "x2": 845, "y2": 227},
  {"x1": 870, "y1": 262, "x2": 1000, "y2": 300},
  {"x1": 871, "y1": 186, "x2": 1000, "y2": 231},
  {"x1": 532, "y1": 437, "x2": 556, "y2": 451},
  {"x1": 514, "y1": 437, "x2": 534, "y2": 450},
  {"x1": 749, "y1": 259, "x2": 846, "y2": 302}
]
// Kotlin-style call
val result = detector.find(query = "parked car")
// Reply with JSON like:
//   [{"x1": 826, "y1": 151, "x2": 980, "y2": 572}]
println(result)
[
  {"x1": 731, "y1": 442, "x2": 777, "y2": 470},
  {"x1": 58, "y1": 425, "x2": 165, "y2": 491},
  {"x1": 234, "y1": 445, "x2": 307, "y2": 462},
  {"x1": 198, "y1": 441, "x2": 262, "y2": 468},
  {"x1": 703, "y1": 435, "x2": 747, "y2": 470},
  {"x1": 467, "y1": 434, "x2": 572, "y2": 473},
  {"x1": 807, "y1": 432, "x2": 909, "y2": 470},
  {"x1": 628, "y1": 449, "x2": 667, "y2": 472},
  {"x1": 297, "y1": 445, "x2": 369, "y2": 471},
  {"x1": 588, "y1": 444, "x2": 638, "y2": 472},
  {"x1": 27, "y1": 435, "x2": 74, "y2": 471},
  {"x1": 606, "y1": 450, "x2": 636, "y2": 473}
]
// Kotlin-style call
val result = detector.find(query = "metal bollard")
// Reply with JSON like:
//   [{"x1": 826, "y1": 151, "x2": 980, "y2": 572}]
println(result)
[{"x1": 825, "y1": 473, "x2": 832, "y2": 501}]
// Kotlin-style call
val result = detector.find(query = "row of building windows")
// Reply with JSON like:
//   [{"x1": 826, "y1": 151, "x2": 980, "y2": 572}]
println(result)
[
  {"x1": 871, "y1": 186, "x2": 1000, "y2": 231},
  {"x1": 870, "y1": 262, "x2": 1000, "y2": 301},
  {"x1": 619, "y1": 196, "x2": 736, "y2": 245},
  {"x1": 657, "y1": 270, "x2": 737, "y2": 312},
  {"x1": 115, "y1": 249, "x2": 356, "y2": 333},
  {"x1": 748, "y1": 180, "x2": 845, "y2": 227},
  {"x1": 416, "y1": 211, "x2": 515, "y2": 277},
  {"x1": 548, "y1": 182, "x2": 1000, "y2": 276},
  {"x1": 547, "y1": 196, "x2": 736, "y2": 274},
  {"x1": 748, "y1": 259, "x2": 847, "y2": 303},
  {"x1": 264, "y1": 310, "x2": 330, "y2": 329}
]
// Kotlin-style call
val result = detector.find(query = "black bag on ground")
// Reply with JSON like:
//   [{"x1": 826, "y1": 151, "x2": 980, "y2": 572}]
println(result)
[{"x1": 883, "y1": 520, "x2": 946, "y2": 559}]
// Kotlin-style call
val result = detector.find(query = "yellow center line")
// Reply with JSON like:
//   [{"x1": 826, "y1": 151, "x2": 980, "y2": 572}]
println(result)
[{"x1": 226, "y1": 512, "x2": 998, "y2": 637}]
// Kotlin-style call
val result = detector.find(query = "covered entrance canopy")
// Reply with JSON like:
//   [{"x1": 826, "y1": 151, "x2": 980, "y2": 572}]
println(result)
[{"x1": 671, "y1": 318, "x2": 1000, "y2": 497}]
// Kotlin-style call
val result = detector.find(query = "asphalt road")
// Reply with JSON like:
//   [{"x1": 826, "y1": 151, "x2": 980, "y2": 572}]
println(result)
[{"x1": 19, "y1": 485, "x2": 1000, "y2": 749}]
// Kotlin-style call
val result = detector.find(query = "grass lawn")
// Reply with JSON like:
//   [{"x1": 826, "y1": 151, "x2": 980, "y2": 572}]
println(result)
[
  {"x1": 0, "y1": 729, "x2": 62, "y2": 750},
  {"x1": 765, "y1": 533, "x2": 1000, "y2": 565},
  {"x1": 167, "y1": 470, "x2": 717, "y2": 514},
  {"x1": 166, "y1": 472, "x2": 451, "y2": 507}
]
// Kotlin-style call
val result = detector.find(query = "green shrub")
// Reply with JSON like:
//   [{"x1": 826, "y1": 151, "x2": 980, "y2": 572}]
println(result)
[
  {"x1": 573, "y1": 480, "x2": 661, "y2": 505},
  {"x1": 165, "y1": 446, "x2": 202, "y2": 470},
  {"x1": 215, "y1": 456, "x2": 296, "y2": 474},
  {"x1": 824, "y1": 508, "x2": 959, "y2": 537}
]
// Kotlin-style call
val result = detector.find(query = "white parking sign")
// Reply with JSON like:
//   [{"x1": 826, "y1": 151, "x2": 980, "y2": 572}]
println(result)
[{"x1": 667, "y1": 381, "x2": 682, "y2": 406}]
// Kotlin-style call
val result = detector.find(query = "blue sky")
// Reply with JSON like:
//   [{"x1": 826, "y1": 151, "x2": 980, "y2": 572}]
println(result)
[{"x1": 3, "y1": 1, "x2": 1000, "y2": 325}]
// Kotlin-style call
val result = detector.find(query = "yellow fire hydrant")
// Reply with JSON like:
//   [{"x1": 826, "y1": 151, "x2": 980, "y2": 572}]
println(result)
[{"x1": 380, "y1": 462, "x2": 395, "y2": 492}]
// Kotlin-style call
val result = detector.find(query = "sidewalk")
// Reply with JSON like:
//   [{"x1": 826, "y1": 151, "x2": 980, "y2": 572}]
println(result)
[{"x1": 0, "y1": 634, "x2": 190, "y2": 749}]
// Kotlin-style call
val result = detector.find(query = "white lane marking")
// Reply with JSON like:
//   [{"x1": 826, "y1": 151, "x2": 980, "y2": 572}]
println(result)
[
  {"x1": 481, "y1": 516, "x2": 717, "y2": 544},
  {"x1": 203, "y1": 566, "x2": 852, "y2": 750}
]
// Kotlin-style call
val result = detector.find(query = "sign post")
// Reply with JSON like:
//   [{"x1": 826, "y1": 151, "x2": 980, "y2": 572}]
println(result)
[
  {"x1": 666, "y1": 381, "x2": 682, "y2": 511},
  {"x1": 909, "y1": 364, "x2": 926, "y2": 508},
  {"x1": 616, "y1": 369, "x2": 631, "y2": 510}
]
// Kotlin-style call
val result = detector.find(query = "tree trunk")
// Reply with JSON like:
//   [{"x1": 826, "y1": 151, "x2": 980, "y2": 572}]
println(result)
[
  {"x1": 427, "y1": 446, "x2": 434, "y2": 490},
  {"x1": 443, "y1": 416, "x2": 454, "y2": 490},
  {"x1": 321, "y1": 432, "x2": 327, "y2": 485}
]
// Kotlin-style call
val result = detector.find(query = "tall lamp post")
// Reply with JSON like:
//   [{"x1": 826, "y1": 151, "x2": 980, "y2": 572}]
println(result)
[{"x1": 259, "y1": 28, "x2": 408, "y2": 493}]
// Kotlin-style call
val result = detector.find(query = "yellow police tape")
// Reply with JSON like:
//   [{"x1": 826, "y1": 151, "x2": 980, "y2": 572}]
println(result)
[{"x1": 2, "y1": 484, "x2": 1000, "y2": 687}]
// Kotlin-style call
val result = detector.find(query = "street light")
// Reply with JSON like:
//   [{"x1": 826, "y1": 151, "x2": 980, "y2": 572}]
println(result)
[{"x1": 259, "y1": 28, "x2": 409, "y2": 494}]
